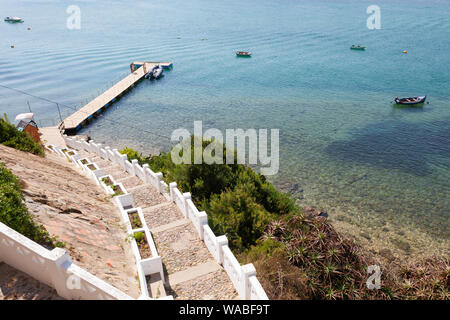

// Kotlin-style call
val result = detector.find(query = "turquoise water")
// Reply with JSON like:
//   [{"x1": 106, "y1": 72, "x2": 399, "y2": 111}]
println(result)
[{"x1": 1, "y1": 0, "x2": 449, "y2": 257}]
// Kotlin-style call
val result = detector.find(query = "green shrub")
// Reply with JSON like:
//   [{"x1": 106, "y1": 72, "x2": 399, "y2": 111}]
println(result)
[
  {"x1": 0, "y1": 115, "x2": 44, "y2": 156},
  {"x1": 120, "y1": 147, "x2": 143, "y2": 163},
  {"x1": 133, "y1": 232, "x2": 146, "y2": 243},
  {"x1": 120, "y1": 137, "x2": 296, "y2": 252},
  {"x1": 206, "y1": 186, "x2": 274, "y2": 251},
  {"x1": 234, "y1": 167, "x2": 297, "y2": 216},
  {"x1": 0, "y1": 163, "x2": 53, "y2": 246}
]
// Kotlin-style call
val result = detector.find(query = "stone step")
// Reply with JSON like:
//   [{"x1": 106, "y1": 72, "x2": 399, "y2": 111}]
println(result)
[
  {"x1": 116, "y1": 175, "x2": 143, "y2": 190},
  {"x1": 75, "y1": 149, "x2": 93, "y2": 158},
  {"x1": 167, "y1": 260, "x2": 221, "y2": 286},
  {"x1": 128, "y1": 184, "x2": 167, "y2": 209},
  {"x1": 73, "y1": 150, "x2": 108, "y2": 164},
  {"x1": 72, "y1": 151, "x2": 130, "y2": 181},
  {"x1": 142, "y1": 202, "x2": 184, "y2": 230},
  {"x1": 101, "y1": 166, "x2": 130, "y2": 180},
  {"x1": 150, "y1": 219, "x2": 189, "y2": 234},
  {"x1": 152, "y1": 223, "x2": 212, "y2": 275},
  {"x1": 91, "y1": 158, "x2": 111, "y2": 169},
  {"x1": 86, "y1": 154, "x2": 103, "y2": 161},
  {"x1": 167, "y1": 267, "x2": 238, "y2": 300}
]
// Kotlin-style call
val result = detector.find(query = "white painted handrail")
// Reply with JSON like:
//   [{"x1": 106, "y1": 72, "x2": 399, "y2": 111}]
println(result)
[
  {"x1": 0, "y1": 222, "x2": 133, "y2": 300},
  {"x1": 222, "y1": 245, "x2": 245, "y2": 297}
]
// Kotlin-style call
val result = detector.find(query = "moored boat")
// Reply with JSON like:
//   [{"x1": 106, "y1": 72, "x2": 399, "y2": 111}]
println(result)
[
  {"x1": 144, "y1": 66, "x2": 156, "y2": 79},
  {"x1": 236, "y1": 51, "x2": 251, "y2": 57},
  {"x1": 394, "y1": 96, "x2": 426, "y2": 105},
  {"x1": 350, "y1": 45, "x2": 366, "y2": 50},
  {"x1": 4, "y1": 16, "x2": 23, "y2": 23},
  {"x1": 152, "y1": 65, "x2": 163, "y2": 79}
]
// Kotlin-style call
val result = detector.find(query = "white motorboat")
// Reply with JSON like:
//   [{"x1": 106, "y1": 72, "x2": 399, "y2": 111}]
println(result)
[{"x1": 4, "y1": 16, "x2": 24, "y2": 23}]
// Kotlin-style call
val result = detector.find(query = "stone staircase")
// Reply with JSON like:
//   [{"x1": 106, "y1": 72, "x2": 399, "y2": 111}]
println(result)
[
  {"x1": 50, "y1": 135, "x2": 269, "y2": 300},
  {"x1": 66, "y1": 148, "x2": 239, "y2": 300}
]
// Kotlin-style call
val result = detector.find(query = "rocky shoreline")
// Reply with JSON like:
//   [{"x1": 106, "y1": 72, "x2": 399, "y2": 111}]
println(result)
[{"x1": 274, "y1": 179, "x2": 449, "y2": 264}]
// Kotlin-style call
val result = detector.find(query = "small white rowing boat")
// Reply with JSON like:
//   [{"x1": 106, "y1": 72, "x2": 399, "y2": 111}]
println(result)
[{"x1": 4, "y1": 16, "x2": 24, "y2": 23}]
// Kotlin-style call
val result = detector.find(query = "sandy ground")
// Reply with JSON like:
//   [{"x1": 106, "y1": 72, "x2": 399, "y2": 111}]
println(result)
[
  {"x1": 0, "y1": 144, "x2": 140, "y2": 299},
  {"x1": 0, "y1": 263, "x2": 62, "y2": 300}
]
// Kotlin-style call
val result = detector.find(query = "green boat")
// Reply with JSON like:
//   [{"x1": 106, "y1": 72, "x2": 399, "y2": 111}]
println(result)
[{"x1": 350, "y1": 45, "x2": 366, "y2": 50}]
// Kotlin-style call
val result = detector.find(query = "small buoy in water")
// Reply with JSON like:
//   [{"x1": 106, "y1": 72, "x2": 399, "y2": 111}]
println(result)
[
  {"x1": 10, "y1": 45, "x2": 14, "y2": 48},
  {"x1": 403, "y1": 50, "x2": 407, "y2": 54},
  {"x1": 27, "y1": 27, "x2": 31, "y2": 30},
  {"x1": 201, "y1": 38, "x2": 205, "y2": 40}
]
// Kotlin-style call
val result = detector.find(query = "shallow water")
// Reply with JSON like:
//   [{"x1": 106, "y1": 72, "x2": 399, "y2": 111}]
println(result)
[{"x1": 0, "y1": 0, "x2": 449, "y2": 258}]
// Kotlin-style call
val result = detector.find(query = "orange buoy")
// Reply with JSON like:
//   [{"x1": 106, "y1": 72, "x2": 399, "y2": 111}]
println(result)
[{"x1": 403, "y1": 50, "x2": 407, "y2": 54}]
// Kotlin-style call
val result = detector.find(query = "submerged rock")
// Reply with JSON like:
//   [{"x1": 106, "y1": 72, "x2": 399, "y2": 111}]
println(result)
[
  {"x1": 379, "y1": 248, "x2": 395, "y2": 261},
  {"x1": 392, "y1": 238, "x2": 411, "y2": 253},
  {"x1": 360, "y1": 232, "x2": 371, "y2": 240},
  {"x1": 303, "y1": 206, "x2": 329, "y2": 219},
  {"x1": 304, "y1": 206, "x2": 315, "y2": 213},
  {"x1": 318, "y1": 211, "x2": 329, "y2": 218},
  {"x1": 288, "y1": 183, "x2": 303, "y2": 196}
]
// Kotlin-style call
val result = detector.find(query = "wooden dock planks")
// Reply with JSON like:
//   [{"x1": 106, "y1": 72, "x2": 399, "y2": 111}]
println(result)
[{"x1": 62, "y1": 62, "x2": 172, "y2": 133}]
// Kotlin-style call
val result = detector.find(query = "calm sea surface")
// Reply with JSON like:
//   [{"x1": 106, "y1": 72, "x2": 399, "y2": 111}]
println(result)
[{"x1": 1, "y1": 0, "x2": 449, "y2": 257}]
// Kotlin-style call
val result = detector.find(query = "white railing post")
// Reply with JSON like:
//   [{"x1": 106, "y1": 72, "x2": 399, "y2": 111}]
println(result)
[
  {"x1": 49, "y1": 248, "x2": 72, "y2": 299},
  {"x1": 63, "y1": 134, "x2": 68, "y2": 146},
  {"x1": 83, "y1": 140, "x2": 90, "y2": 152},
  {"x1": 90, "y1": 142, "x2": 96, "y2": 155},
  {"x1": 142, "y1": 164, "x2": 150, "y2": 183},
  {"x1": 217, "y1": 235, "x2": 228, "y2": 265},
  {"x1": 131, "y1": 159, "x2": 139, "y2": 176},
  {"x1": 155, "y1": 172, "x2": 163, "y2": 193},
  {"x1": 198, "y1": 211, "x2": 208, "y2": 240},
  {"x1": 169, "y1": 182, "x2": 177, "y2": 202},
  {"x1": 112, "y1": 149, "x2": 119, "y2": 164},
  {"x1": 107, "y1": 147, "x2": 114, "y2": 162},
  {"x1": 242, "y1": 264, "x2": 257, "y2": 300},
  {"x1": 105, "y1": 146, "x2": 111, "y2": 160},
  {"x1": 89, "y1": 140, "x2": 95, "y2": 153},
  {"x1": 120, "y1": 154, "x2": 128, "y2": 170},
  {"x1": 96, "y1": 143, "x2": 102, "y2": 156},
  {"x1": 183, "y1": 192, "x2": 191, "y2": 218}
]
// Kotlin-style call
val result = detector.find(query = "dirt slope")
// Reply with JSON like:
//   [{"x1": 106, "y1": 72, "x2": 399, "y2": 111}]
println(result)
[{"x1": 0, "y1": 144, "x2": 140, "y2": 299}]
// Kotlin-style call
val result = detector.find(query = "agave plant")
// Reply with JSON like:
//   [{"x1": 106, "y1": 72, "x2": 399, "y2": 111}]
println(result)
[{"x1": 266, "y1": 220, "x2": 286, "y2": 238}]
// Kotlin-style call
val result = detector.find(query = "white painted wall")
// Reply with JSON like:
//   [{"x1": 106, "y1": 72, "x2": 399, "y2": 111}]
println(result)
[{"x1": 0, "y1": 222, "x2": 133, "y2": 300}]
